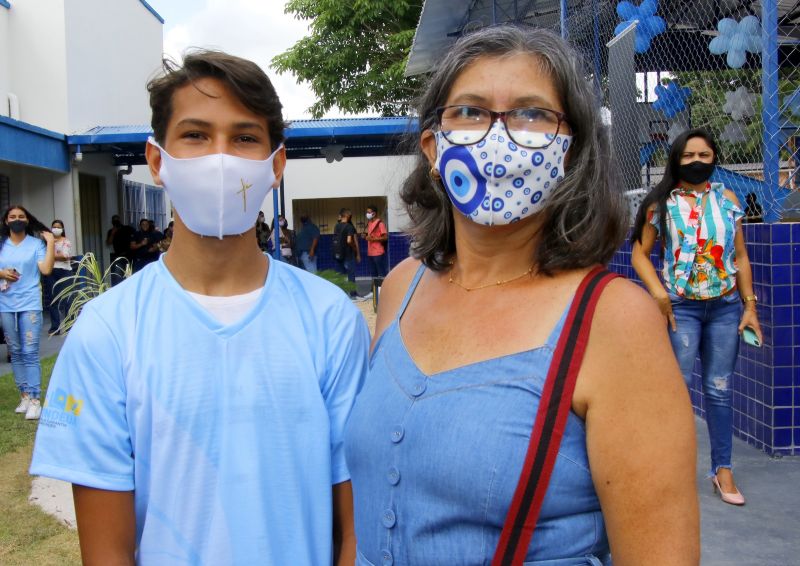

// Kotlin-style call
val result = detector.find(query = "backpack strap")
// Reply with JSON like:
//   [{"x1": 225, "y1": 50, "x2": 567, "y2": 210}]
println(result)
[{"x1": 492, "y1": 266, "x2": 619, "y2": 566}]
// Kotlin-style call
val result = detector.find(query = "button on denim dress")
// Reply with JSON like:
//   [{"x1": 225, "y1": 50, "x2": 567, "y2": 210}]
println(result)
[{"x1": 345, "y1": 266, "x2": 611, "y2": 566}]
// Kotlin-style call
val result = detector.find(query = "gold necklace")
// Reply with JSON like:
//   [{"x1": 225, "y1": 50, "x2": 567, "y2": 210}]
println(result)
[{"x1": 448, "y1": 262, "x2": 535, "y2": 292}]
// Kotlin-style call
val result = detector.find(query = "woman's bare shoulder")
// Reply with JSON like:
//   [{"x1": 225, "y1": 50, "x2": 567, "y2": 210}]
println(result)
[{"x1": 372, "y1": 257, "x2": 424, "y2": 346}]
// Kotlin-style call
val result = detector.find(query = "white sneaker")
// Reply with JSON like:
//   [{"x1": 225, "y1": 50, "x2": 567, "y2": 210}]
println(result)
[
  {"x1": 25, "y1": 398, "x2": 41, "y2": 420},
  {"x1": 15, "y1": 394, "x2": 30, "y2": 414}
]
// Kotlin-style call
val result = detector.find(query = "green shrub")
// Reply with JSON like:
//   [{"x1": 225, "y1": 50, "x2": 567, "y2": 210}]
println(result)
[{"x1": 316, "y1": 269, "x2": 357, "y2": 294}]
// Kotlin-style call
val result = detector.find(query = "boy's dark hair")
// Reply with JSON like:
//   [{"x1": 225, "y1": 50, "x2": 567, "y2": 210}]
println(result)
[{"x1": 147, "y1": 50, "x2": 286, "y2": 151}]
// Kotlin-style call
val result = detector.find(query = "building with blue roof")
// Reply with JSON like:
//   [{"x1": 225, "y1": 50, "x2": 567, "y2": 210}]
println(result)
[{"x1": 0, "y1": 0, "x2": 164, "y2": 264}]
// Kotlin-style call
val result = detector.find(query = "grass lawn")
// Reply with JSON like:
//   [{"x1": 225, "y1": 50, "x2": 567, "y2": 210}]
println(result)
[{"x1": 0, "y1": 355, "x2": 81, "y2": 565}]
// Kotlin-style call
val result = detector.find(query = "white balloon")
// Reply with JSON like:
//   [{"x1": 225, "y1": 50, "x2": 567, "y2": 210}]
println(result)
[
  {"x1": 723, "y1": 86, "x2": 757, "y2": 120},
  {"x1": 720, "y1": 120, "x2": 749, "y2": 144}
]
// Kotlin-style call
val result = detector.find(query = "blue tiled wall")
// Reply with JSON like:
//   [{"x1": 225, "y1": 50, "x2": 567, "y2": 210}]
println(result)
[
  {"x1": 610, "y1": 223, "x2": 800, "y2": 456},
  {"x1": 313, "y1": 233, "x2": 411, "y2": 276}
]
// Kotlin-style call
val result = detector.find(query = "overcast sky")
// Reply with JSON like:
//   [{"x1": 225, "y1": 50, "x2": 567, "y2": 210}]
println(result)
[{"x1": 147, "y1": 0, "x2": 327, "y2": 121}]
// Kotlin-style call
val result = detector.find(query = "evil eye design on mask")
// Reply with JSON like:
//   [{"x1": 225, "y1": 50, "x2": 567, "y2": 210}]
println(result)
[
  {"x1": 532, "y1": 152, "x2": 544, "y2": 166},
  {"x1": 439, "y1": 145, "x2": 487, "y2": 215}
]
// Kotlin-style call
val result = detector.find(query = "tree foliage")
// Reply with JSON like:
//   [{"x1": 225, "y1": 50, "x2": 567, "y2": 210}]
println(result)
[{"x1": 271, "y1": 0, "x2": 424, "y2": 118}]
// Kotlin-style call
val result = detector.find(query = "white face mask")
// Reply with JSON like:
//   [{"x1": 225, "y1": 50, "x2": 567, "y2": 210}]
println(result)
[
  {"x1": 434, "y1": 122, "x2": 571, "y2": 225},
  {"x1": 148, "y1": 138, "x2": 282, "y2": 239},
  {"x1": 366, "y1": 212, "x2": 375, "y2": 220},
  {"x1": 51, "y1": 228, "x2": 63, "y2": 237}
]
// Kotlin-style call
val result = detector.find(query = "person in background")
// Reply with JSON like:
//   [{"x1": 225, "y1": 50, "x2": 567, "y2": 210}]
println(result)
[
  {"x1": 110, "y1": 217, "x2": 136, "y2": 285},
  {"x1": 44, "y1": 219, "x2": 73, "y2": 334},
  {"x1": 632, "y1": 128, "x2": 761, "y2": 507},
  {"x1": 363, "y1": 205, "x2": 388, "y2": 278},
  {"x1": 156, "y1": 220, "x2": 174, "y2": 254},
  {"x1": 106, "y1": 215, "x2": 122, "y2": 259},
  {"x1": 130, "y1": 218, "x2": 153, "y2": 272},
  {"x1": 255, "y1": 210, "x2": 271, "y2": 252},
  {"x1": 0, "y1": 205, "x2": 55, "y2": 420},
  {"x1": 30, "y1": 49, "x2": 367, "y2": 565},
  {"x1": 333, "y1": 209, "x2": 347, "y2": 273},
  {"x1": 131, "y1": 219, "x2": 162, "y2": 272},
  {"x1": 345, "y1": 25, "x2": 699, "y2": 565},
  {"x1": 273, "y1": 214, "x2": 296, "y2": 264},
  {"x1": 296, "y1": 213, "x2": 320, "y2": 274},
  {"x1": 339, "y1": 209, "x2": 361, "y2": 299}
]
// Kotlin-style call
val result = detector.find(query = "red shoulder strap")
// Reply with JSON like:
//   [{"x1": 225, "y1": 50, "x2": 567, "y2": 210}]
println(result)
[{"x1": 492, "y1": 266, "x2": 618, "y2": 566}]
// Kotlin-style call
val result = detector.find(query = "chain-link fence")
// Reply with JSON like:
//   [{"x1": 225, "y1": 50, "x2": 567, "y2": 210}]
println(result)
[
  {"x1": 556, "y1": 0, "x2": 800, "y2": 223},
  {"x1": 457, "y1": 1, "x2": 800, "y2": 222}
]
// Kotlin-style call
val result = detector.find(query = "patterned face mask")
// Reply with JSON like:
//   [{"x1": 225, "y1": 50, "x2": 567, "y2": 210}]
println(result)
[{"x1": 434, "y1": 122, "x2": 571, "y2": 225}]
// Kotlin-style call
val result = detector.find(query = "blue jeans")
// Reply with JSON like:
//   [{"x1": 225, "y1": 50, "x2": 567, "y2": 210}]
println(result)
[
  {"x1": 44, "y1": 268, "x2": 73, "y2": 331},
  {"x1": 367, "y1": 253, "x2": 388, "y2": 278},
  {"x1": 343, "y1": 257, "x2": 357, "y2": 295},
  {"x1": 668, "y1": 290, "x2": 741, "y2": 475},
  {"x1": 1, "y1": 311, "x2": 43, "y2": 399},
  {"x1": 299, "y1": 251, "x2": 317, "y2": 274}
]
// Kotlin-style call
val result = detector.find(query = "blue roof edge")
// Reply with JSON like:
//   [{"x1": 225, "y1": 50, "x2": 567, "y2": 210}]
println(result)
[
  {"x1": 67, "y1": 118, "x2": 421, "y2": 145},
  {"x1": 138, "y1": 0, "x2": 164, "y2": 24},
  {"x1": 0, "y1": 115, "x2": 65, "y2": 141}
]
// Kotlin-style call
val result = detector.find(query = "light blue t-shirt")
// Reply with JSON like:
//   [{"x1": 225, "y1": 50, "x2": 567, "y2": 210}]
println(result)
[
  {"x1": 0, "y1": 235, "x2": 46, "y2": 312},
  {"x1": 30, "y1": 256, "x2": 370, "y2": 565}
]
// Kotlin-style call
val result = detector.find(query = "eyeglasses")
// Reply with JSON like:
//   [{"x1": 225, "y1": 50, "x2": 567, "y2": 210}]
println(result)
[{"x1": 434, "y1": 105, "x2": 569, "y2": 149}]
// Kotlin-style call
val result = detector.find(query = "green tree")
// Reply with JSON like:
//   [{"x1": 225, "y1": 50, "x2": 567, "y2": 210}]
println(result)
[{"x1": 271, "y1": 0, "x2": 424, "y2": 118}]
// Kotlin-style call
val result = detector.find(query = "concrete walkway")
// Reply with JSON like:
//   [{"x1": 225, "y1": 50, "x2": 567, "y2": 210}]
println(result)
[
  {"x1": 696, "y1": 420, "x2": 800, "y2": 565},
  {"x1": 16, "y1": 315, "x2": 800, "y2": 562}
]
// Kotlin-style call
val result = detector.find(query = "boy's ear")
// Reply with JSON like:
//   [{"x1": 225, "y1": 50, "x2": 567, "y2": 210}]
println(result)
[
  {"x1": 145, "y1": 141, "x2": 163, "y2": 186},
  {"x1": 271, "y1": 146, "x2": 287, "y2": 188}
]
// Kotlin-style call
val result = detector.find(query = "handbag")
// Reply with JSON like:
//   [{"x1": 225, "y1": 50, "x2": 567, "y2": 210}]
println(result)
[{"x1": 492, "y1": 266, "x2": 618, "y2": 566}]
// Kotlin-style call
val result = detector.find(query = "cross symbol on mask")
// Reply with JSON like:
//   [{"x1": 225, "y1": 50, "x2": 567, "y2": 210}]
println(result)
[{"x1": 237, "y1": 179, "x2": 254, "y2": 211}]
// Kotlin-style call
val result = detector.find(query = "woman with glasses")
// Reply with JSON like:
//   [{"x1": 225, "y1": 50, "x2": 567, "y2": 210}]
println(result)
[{"x1": 344, "y1": 26, "x2": 699, "y2": 565}]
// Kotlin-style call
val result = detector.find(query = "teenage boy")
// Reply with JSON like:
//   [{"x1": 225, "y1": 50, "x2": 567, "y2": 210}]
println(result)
[{"x1": 30, "y1": 51, "x2": 369, "y2": 566}]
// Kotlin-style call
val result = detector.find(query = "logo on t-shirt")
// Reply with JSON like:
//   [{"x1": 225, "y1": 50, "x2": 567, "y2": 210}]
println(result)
[{"x1": 40, "y1": 388, "x2": 83, "y2": 428}]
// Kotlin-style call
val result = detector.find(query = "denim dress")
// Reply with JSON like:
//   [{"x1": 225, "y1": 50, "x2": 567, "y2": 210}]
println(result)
[{"x1": 345, "y1": 266, "x2": 611, "y2": 566}]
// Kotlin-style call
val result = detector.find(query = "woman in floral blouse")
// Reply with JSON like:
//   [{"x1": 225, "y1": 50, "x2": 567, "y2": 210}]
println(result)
[{"x1": 632, "y1": 128, "x2": 762, "y2": 506}]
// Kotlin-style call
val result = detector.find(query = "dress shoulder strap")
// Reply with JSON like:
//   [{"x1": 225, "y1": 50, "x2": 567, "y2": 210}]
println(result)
[{"x1": 396, "y1": 263, "x2": 427, "y2": 321}]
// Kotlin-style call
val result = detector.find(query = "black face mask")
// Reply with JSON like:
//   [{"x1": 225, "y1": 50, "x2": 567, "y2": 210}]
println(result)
[
  {"x1": 679, "y1": 161, "x2": 715, "y2": 185},
  {"x1": 8, "y1": 220, "x2": 27, "y2": 234}
]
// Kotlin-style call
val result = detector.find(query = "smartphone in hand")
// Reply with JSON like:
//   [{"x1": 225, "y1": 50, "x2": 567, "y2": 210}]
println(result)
[{"x1": 742, "y1": 326, "x2": 761, "y2": 347}]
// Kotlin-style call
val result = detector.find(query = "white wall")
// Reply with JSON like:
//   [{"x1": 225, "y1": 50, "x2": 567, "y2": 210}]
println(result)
[
  {"x1": 64, "y1": 0, "x2": 163, "y2": 132},
  {"x1": 0, "y1": 162, "x2": 74, "y2": 237},
  {"x1": 0, "y1": 6, "x2": 10, "y2": 117},
  {"x1": 280, "y1": 155, "x2": 416, "y2": 230},
  {"x1": 6, "y1": 0, "x2": 69, "y2": 131}
]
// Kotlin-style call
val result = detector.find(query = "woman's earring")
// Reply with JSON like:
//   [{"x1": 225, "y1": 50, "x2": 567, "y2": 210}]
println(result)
[{"x1": 430, "y1": 166, "x2": 441, "y2": 181}]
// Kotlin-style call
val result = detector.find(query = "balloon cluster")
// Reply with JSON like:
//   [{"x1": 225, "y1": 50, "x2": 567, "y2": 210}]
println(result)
[
  {"x1": 723, "y1": 87, "x2": 757, "y2": 121},
  {"x1": 720, "y1": 121, "x2": 749, "y2": 144},
  {"x1": 709, "y1": 16, "x2": 762, "y2": 69},
  {"x1": 652, "y1": 81, "x2": 691, "y2": 119},
  {"x1": 614, "y1": 0, "x2": 666, "y2": 54}
]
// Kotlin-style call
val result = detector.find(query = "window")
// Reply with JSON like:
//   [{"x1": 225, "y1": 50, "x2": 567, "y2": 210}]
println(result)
[{"x1": 123, "y1": 180, "x2": 167, "y2": 231}]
